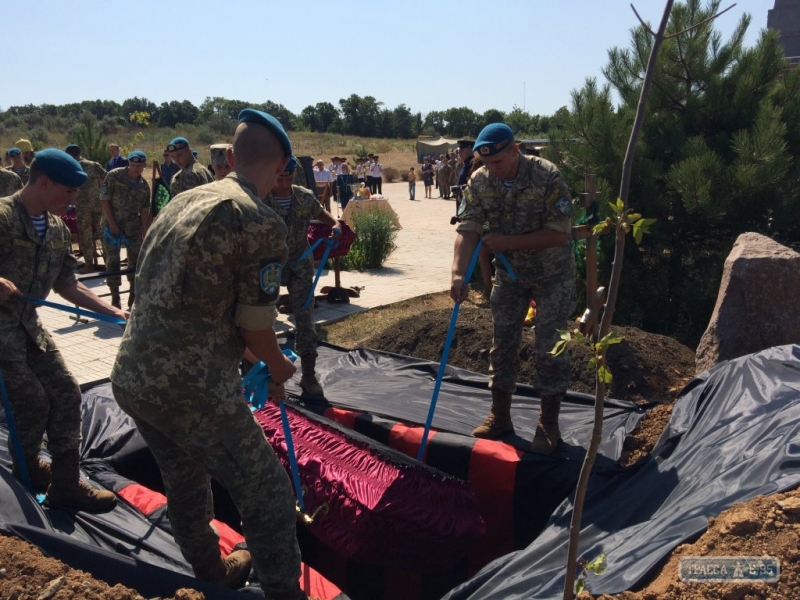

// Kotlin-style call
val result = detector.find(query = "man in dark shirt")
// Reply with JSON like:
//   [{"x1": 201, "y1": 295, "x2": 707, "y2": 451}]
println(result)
[{"x1": 160, "y1": 150, "x2": 180, "y2": 186}]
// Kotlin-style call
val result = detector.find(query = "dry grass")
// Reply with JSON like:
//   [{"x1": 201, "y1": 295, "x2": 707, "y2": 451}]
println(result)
[
  {"x1": 318, "y1": 292, "x2": 454, "y2": 349},
  {"x1": 2, "y1": 130, "x2": 419, "y2": 173}
]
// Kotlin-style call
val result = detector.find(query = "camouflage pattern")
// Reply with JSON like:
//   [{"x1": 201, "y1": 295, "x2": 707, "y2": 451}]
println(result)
[
  {"x1": 10, "y1": 165, "x2": 30, "y2": 185},
  {"x1": 76, "y1": 159, "x2": 106, "y2": 262},
  {"x1": 0, "y1": 169, "x2": 23, "y2": 197},
  {"x1": 0, "y1": 194, "x2": 82, "y2": 460},
  {"x1": 439, "y1": 162, "x2": 455, "y2": 198},
  {"x1": 265, "y1": 184, "x2": 323, "y2": 356},
  {"x1": 110, "y1": 173, "x2": 301, "y2": 599},
  {"x1": 169, "y1": 159, "x2": 214, "y2": 197},
  {"x1": 457, "y1": 154, "x2": 577, "y2": 395},
  {"x1": 100, "y1": 167, "x2": 150, "y2": 288}
]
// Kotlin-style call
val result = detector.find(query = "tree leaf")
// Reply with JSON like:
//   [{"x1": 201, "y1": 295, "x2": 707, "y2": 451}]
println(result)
[{"x1": 598, "y1": 364, "x2": 613, "y2": 384}]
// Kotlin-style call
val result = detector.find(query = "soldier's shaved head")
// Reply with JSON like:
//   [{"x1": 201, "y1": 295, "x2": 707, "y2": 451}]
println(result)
[{"x1": 231, "y1": 122, "x2": 289, "y2": 198}]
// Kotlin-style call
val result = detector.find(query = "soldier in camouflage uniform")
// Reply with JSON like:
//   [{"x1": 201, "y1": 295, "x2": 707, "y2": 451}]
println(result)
[
  {"x1": 65, "y1": 144, "x2": 107, "y2": 273},
  {"x1": 439, "y1": 157, "x2": 455, "y2": 199},
  {"x1": 0, "y1": 149, "x2": 123, "y2": 511},
  {"x1": 7, "y1": 147, "x2": 31, "y2": 185},
  {"x1": 111, "y1": 109, "x2": 310, "y2": 599},
  {"x1": 265, "y1": 156, "x2": 341, "y2": 398},
  {"x1": 167, "y1": 136, "x2": 214, "y2": 197},
  {"x1": 0, "y1": 165, "x2": 23, "y2": 197},
  {"x1": 100, "y1": 151, "x2": 151, "y2": 308},
  {"x1": 451, "y1": 123, "x2": 576, "y2": 455},
  {"x1": 209, "y1": 143, "x2": 233, "y2": 181}
]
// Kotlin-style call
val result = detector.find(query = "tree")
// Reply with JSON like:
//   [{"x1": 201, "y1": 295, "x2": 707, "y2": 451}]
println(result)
[
  {"x1": 442, "y1": 106, "x2": 482, "y2": 137},
  {"x1": 338, "y1": 94, "x2": 382, "y2": 137},
  {"x1": 549, "y1": 0, "x2": 800, "y2": 345},
  {"x1": 301, "y1": 102, "x2": 340, "y2": 132},
  {"x1": 390, "y1": 104, "x2": 417, "y2": 139},
  {"x1": 157, "y1": 100, "x2": 199, "y2": 128},
  {"x1": 481, "y1": 108, "x2": 506, "y2": 129}
]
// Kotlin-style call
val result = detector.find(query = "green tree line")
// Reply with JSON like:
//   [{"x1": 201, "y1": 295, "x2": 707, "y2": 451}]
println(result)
[{"x1": 0, "y1": 94, "x2": 557, "y2": 143}]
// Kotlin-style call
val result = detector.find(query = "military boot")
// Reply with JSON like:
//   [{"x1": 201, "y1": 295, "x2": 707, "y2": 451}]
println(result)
[
  {"x1": 530, "y1": 394, "x2": 563, "y2": 455},
  {"x1": 299, "y1": 353, "x2": 324, "y2": 398},
  {"x1": 11, "y1": 453, "x2": 51, "y2": 493},
  {"x1": 471, "y1": 389, "x2": 515, "y2": 439},
  {"x1": 46, "y1": 449, "x2": 116, "y2": 512},
  {"x1": 110, "y1": 287, "x2": 121, "y2": 309},
  {"x1": 195, "y1": 549, "x2": 252, "y2": 589}
]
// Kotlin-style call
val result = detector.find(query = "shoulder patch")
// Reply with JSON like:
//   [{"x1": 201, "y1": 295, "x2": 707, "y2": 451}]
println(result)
[
  {"x1": 259, "y1": 263, "x2": 283, "y2": 296},
  {"x1": 555, "y1": 197, "x2": 573, "y2": 217}
]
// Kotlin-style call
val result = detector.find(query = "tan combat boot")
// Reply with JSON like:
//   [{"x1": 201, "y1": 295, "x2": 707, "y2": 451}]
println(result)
[
  {"x1": 471, "y1": 390, "x2": 515, "y2": 439},
  {"x1": 46, "y1": 449, "x2": 117, "y2": 512},
  {"x1": 530, "y1": 394, "x2": 563, "y2": 455},
  {"x1": 196, "y1": 549, "x2": 252, "y2": 589},
  {"x1": 299, "y1": 354, "x2": 324, "y2": 398}
]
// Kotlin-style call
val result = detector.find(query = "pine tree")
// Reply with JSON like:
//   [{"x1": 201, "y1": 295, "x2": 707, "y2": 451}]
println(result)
[{"x1": 550, "y1": 0, "x2": 800, "y2": 344}]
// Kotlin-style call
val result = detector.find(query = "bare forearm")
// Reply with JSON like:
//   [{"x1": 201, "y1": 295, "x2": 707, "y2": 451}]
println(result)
[
  {"x1": 57, "y1": 281, "x2": 125, "y2": 318},
  {"x1": 241, "y1": 327, "x2": 284, "y2": 367}
]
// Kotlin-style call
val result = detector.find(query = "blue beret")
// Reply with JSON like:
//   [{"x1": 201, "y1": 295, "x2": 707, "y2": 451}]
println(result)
[
  {"x1": 474, "y1": 123, "x2": 515, "y2": 157},
  {"x1": 191, "y1": 150, "x2": 198, "y2": 159},
  {"x1": 237, "y1": 108, "x2": 292, "y2": 158},
  {"x1": 65, "y1": 144, "x2": 80, "y2": 153},
  {"x1": 8, "y1": 147, "x2": 21, "y2": 157},
  {"x1": 166, "y1": 137, "x2": 189, "y2": 152},
  {"x1": 35, "y1": 148, "x2": 87, "y2": 187},
  {"x1": 281, "y1": 156, "x2": 297, "y2": 175},
  {"x1": 127, "y1": 150, "x2": 147, "y2": 163}
]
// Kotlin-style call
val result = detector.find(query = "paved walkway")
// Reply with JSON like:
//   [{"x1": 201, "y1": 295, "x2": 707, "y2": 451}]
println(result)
[{"x1": 40, "y1": 181, "x2": 461, "y2": 386}]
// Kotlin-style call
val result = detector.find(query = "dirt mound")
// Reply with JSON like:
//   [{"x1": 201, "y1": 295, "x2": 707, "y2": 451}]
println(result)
[{"x1": 362, "y1": 306, "x2": 696, "y2": 406}]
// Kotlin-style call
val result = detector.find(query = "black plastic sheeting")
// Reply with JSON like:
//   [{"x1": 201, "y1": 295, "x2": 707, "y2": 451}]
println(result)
[
  {"x1": 444, "y1": 345, "x2": 800, "y2": 600},
  {"x1": 0, "y1": 428, "x2": 266, "y2": 600},
  {"x1": 283, "y1": 343, "x2": 649, "y2": 461}
]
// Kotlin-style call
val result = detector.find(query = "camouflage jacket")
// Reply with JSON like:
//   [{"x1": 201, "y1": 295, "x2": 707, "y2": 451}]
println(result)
[
  {"x1": 0, "y1": 169, "x2": 23, "y2": 197},
  {"x1": 456, "y1": 154, "x2": 575, "y2": 282},
  {"x1": 100, "y1": 167, "x2": 150, "y2": 235},
  {"x1": 10, "y1": 165, "x2": 30, "y2": 185},
  {"x1": 170, "y1": 159, "x2": 214, "y2": 197},
  {"x1": 264, "y1": 185, "x2": 323, "y2": 263},
  {"x1": 76, "y1": 159, "x2": 106, "y2": 211},
  {"x1": 0, "y1": 193, "x2": 78, "y2": 360},
  {"x1": 111, "y1": 173, "x2": 289, "y2": 409}
]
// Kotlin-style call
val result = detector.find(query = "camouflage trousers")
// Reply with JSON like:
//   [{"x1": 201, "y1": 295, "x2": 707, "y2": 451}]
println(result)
[
  {"x1": 76, "y1": 202, "x2": 103, "y2": 262},
  {"x1": 489, "y1": 271, "x2": 576, "y2": 395},
  {"x1": 0, "y1": 338, "x2": 81, "y2": 460},
  {"x1": 101, "y1": 230, "x2": 141, "y2": 289},
  {"x1": 112, "y1": 384, "x2": 304, "y2": 600},
  {"x1": 283, "y1": 258, "x2": 318, "y2": 357}
]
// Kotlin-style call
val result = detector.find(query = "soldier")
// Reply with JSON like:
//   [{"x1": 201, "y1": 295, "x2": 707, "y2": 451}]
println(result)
[
  {"x1": 8, "y1": 147, "x2": 31, "y2": 185},
  {"x1": 100, "y1": 151, "x2": 151, "y2": 309},
  {"x1": 450, "y1": 123, "x2": 576, "y2": 455},
  {"x1": 110, "y1": 109, "x2": 311, "y2": 598},
  {"x1": 0, "y1": 149, "x2": 123, "y2": 511},
  {"x1": 15, "y1": 139, "x2": 36, "y2": 166},
  {"x1": 439, "y1": 155, "x2": 455, "y2": 199},
  {"x1": 167, "y1": 136, "x2": 214, "y2": 197},
  {"x1": 265, "y1": 156, "x2": 341, "y2": 398},
  {"x1": 209, "y1": 143, "x2": 233, "y2": 181},
  {"x1": 65, "y1": 144, "x2": 107, "y2": 273},
  {"x1": 0, "y1": 164, "x2": 23, "y2": 197}
]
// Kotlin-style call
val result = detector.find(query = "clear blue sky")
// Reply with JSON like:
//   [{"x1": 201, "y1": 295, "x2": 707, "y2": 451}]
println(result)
[{"x1": 1, "y1": 1, "x2": 776, "y2": 118}]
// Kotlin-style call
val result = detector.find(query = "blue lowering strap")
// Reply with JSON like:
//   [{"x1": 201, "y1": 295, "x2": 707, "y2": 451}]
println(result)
[
  {"x1": 417, "y1": 239, "x2": 484, "y2": 462},
  {"x1": 287, "y1": 238, "x2": 326, "y2": 267},
  {"x1": 23, "y1": 296, "x2": 127, "y2": 326},
  {"x1": 241, "y1": 350, "x2": 305, "y2": 513},
  {"x1": 303, "y1": 238, "x2": 335, "y2": 310},
  {"x1": 0, "y1": 369, "x2": 45, "y2": 502},
  {"x1": 496, "y1": 251, "x2": 517, "y2": 281},
  {"x1": 103, "y1": 227, "x2": 130, "y2": 249}
]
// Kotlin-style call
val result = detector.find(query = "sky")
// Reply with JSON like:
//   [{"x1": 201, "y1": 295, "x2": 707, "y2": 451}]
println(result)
[{"x1": 1, "y1": 0, "x2": 778, "y2": 118}]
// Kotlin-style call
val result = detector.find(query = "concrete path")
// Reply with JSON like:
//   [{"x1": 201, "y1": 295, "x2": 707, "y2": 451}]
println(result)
[{"x1": 40, "y1": 181, "x2": 461, "y2": 386}]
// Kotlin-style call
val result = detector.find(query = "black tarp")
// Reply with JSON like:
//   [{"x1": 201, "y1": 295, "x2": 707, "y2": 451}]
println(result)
[{"x1": 444, "y1": 344, "x2": 800, "y2": 599}]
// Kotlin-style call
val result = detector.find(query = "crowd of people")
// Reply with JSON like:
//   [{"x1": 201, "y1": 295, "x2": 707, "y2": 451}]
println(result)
[{"x1": 0, "y1": 115, "x2": 576, "y2": 598}]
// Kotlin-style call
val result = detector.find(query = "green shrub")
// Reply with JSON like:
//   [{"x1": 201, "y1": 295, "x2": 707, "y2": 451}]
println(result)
[
  {"x1": 29, "y1": 125, "x2": 50, "y2": 148},
  {"x1": 195, "y1": 126, "x2": 215, "y2": 145},
  {"x1": 382, "y1": 166, "x2": 399, "y2": 182},
  {"x1": 340, "y1": 208, "x2": 397, "y2": 270}
]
